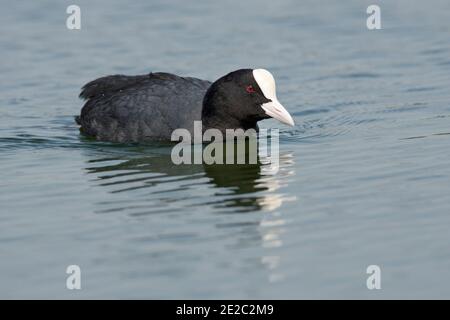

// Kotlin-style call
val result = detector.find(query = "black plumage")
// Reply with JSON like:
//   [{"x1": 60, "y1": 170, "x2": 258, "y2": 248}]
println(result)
[{"x1": 77, "y1": 69, "x2": 278, "y2": 143}]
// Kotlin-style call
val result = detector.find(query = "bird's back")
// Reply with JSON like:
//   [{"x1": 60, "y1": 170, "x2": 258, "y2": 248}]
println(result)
[{"x1": 77, "y1": 72, "x2": 211, "y2": 142}]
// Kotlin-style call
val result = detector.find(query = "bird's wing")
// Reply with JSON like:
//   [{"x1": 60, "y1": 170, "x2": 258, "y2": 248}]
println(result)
[{"x1": 79, "y1": 74, "x2": 151, "y2": 100}]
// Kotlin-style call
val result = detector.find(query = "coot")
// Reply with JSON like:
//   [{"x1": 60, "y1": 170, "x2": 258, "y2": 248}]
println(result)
[{"x1": 76, "y1": 68, "x2": 294, "y2": 142}]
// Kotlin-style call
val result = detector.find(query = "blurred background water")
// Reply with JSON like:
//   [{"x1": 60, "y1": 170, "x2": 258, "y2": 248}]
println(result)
[{"x1": 1, "y1": 0, "x2": 450, "y2": 299}]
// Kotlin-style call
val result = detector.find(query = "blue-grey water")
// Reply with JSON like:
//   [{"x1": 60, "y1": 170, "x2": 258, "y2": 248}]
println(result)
[{"x1": 1, "y1": 0, "x2": 450, "y2": 299}]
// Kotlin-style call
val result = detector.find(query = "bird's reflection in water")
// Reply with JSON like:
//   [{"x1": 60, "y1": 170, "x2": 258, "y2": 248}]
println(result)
[
  {"x1": 83, "y1": 141, "x2": 295, "y2": 285},
  {"x1": 84, "y1": 141, "x2": 295, "y2": 214}
]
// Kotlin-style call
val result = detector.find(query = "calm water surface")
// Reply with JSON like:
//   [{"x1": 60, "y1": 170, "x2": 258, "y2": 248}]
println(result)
[{"x1": 1, "y1": 0, "x2": 450, "y2": 298}]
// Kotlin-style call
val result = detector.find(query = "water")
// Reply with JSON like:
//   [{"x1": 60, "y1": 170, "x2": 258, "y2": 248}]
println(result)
[{"x1": 1, "y1": 0, "x2": 450, "y2": 299}]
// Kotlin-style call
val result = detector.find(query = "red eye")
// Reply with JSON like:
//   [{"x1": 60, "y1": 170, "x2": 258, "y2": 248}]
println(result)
[{"x1": 246, "y1": 85, "x2": 255, "y2": 93}]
